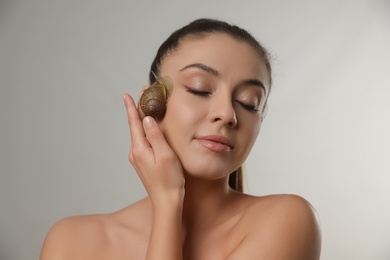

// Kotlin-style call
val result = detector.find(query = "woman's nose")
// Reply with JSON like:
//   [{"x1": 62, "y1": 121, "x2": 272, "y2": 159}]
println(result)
[{"x1": 208, "y1": 94, "x2": 237, "y2": 128}]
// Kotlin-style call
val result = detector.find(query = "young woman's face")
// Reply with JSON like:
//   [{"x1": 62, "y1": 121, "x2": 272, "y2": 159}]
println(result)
[{"x1": 157, "y1": 33, "x2": 270, "y2": 180}]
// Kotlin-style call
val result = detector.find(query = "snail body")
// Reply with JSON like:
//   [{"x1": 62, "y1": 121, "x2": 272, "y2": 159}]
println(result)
[{"x1": 139, "y1": 75, "x2": 173, "y2": 121}]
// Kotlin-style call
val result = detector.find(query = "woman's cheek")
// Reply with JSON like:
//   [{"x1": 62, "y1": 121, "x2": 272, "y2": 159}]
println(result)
[
  {"x1": 168, "y1": 90, "x2": 202, "y2": 120},
  {"x1": 158, "y1": 94, "x2": 190, "y2": 136}
]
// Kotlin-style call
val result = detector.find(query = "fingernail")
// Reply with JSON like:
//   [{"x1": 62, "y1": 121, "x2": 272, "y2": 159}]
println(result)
[{"x1": 143, "y1": 116, "x2": 154, "y2": 128}]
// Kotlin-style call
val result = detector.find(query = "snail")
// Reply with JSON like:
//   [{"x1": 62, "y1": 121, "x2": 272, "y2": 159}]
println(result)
[{"x1": 138, "y1": 75, "x2": 173, "y2": 121}]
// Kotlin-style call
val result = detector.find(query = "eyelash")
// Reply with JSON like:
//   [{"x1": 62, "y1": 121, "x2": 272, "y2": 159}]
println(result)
[
  {"x1": 186, "y1": 88, "x2": 211, "y2": 97},
  {"x1": 186, "y1": 87, "x2": 260, "y2": 113},
  {"x1": 235, "y1": 101, "x2": 259, "y2": 113}
]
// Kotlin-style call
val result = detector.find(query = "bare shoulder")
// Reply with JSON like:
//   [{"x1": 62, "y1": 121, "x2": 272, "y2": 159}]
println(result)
[
  {"x1": 253, "y1": 194, "x2": 320, "y2": 223},
  {"x1": 40, "y1": 214, "x2": 108, "y2": 260},
  {"x1": 230, "y1": 194, "x2": 321, "y2": 260},
  {"x1": 40, "y1": 198, "x2": 151, "y2": 260}
]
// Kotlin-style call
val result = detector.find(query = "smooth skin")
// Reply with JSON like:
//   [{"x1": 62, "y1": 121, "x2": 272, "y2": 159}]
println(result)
[{"x1": 40, "y1": 33, "x2": 321, "y2": 260}]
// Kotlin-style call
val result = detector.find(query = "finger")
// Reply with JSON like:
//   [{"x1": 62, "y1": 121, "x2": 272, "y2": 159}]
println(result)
[
  {"x1": 143, "y1": 116, "x2": 172, "y2": 158},
  {"x1": 123, "y1": 93, "x2": 150, "y2": 148}
]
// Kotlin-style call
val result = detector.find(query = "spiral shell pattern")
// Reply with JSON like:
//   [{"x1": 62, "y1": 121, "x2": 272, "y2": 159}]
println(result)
[{"x1": 139, "y1": 76, "x2": 173, "y2": 120}]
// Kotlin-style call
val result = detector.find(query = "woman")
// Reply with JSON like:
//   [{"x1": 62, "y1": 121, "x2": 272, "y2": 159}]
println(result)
[{"x1": 41, "y1": 18, "x2": 321, "y2": 259}]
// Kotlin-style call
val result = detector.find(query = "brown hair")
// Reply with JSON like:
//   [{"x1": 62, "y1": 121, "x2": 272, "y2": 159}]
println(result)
[{"x1": 149, "y1": 18, "x2": 272, "y2": 192}]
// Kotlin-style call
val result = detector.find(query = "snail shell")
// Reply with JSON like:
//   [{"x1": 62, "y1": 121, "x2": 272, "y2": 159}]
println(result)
[{"x1": 139, "y1": 76, "x2": 173, "y2": 121}]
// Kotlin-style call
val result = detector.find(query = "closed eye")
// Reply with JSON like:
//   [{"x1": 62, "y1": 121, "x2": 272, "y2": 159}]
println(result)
[
  {"x1": 235, "y1": 101, "x2": 259, "y2": 113},
  {"x1": 186, "y1": 88, "x2": 211, "y2": 97}
]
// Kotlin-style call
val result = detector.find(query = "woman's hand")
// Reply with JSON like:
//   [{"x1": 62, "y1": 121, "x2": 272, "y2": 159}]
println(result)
[
  {"x1": 124, "y1": 93, "x2": 184, "y2": 259},
  {"x1": 123, "y1": 93, "x2": 185, "y2": 203}
]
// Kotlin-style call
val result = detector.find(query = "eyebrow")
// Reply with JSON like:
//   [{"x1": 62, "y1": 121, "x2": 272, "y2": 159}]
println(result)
[
  {"x1": 179, "y1": 62, "x2": 267, "y2": 94},
  {"x1": 241, "y1": 79, "x2": 267, "y2": 94},
  {"x1": 179, "y1": 63, "x2": 220, "y2": 77}
]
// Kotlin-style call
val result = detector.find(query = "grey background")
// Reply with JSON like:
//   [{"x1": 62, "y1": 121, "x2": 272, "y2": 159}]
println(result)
[{"x1": 1, "y1": 0, "x2": 390, "y2": 259}]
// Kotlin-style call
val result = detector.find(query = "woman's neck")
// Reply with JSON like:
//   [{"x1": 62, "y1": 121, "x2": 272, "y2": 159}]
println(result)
[{"x1": 181, "y1": 175, "x2": 238, "y2": 232}]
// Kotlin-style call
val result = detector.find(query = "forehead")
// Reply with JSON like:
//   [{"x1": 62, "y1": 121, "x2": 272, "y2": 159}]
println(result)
[{"x1": 160, "y1": 33, "x2": 271, "y2": 88}]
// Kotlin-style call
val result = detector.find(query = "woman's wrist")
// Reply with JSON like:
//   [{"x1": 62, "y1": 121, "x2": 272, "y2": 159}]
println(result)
[{"x1": 150, "y1": 188, "x2": 185, "y2": 209}]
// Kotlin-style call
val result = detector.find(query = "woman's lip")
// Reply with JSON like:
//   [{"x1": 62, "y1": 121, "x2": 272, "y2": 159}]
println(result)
[{"x1": 195, "y1": 135, "x2": 234, "y2": 152}]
